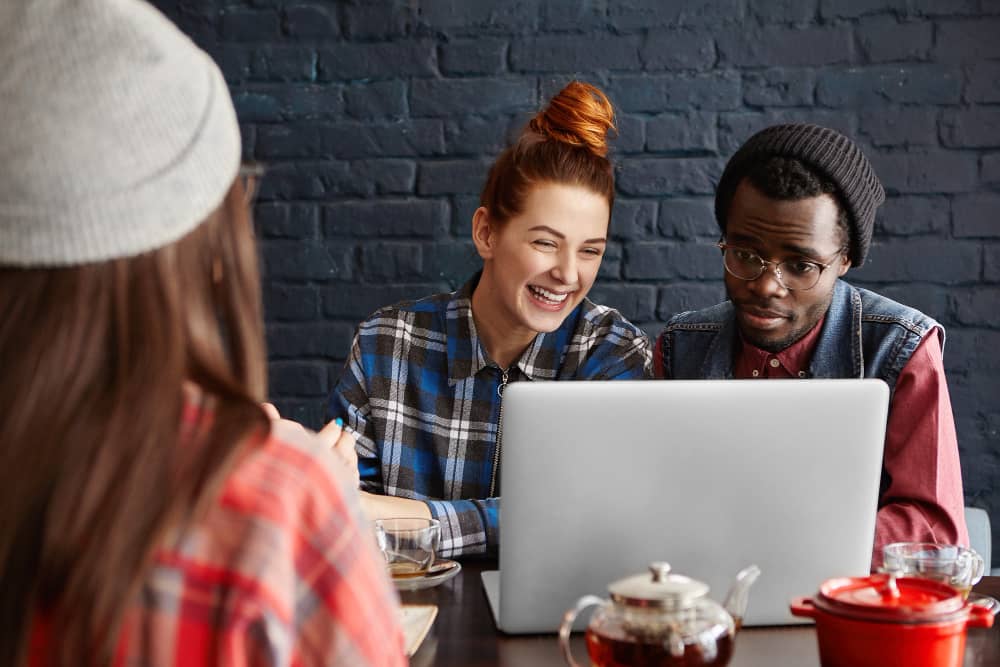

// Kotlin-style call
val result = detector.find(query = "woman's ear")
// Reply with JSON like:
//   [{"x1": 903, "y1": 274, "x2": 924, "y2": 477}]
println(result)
[{"x1": 471, "y1": 207, "x2": 496, "y2": 260}]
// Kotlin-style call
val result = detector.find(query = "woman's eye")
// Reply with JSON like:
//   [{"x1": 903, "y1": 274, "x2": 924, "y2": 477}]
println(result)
[
  {"x1": 533, "y1": 239, "x2": 557, "y2": 249},
  {"x1": 582, "y1": 247, "x2": 603, "y2": 257},
  {"x1": 734, "y1": 249, "x2": 756, "y2": 262}
]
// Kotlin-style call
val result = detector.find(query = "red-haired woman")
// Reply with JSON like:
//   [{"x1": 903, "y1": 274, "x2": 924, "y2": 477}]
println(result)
[
  {"x1": 329, "y1": 81, "x2": 651, "y2": 559},
  {"x1": 0, "y1": 1, "x2": 404, "y2": 665}
]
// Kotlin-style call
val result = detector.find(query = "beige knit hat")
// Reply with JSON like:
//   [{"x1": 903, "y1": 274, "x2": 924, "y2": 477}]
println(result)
[{"x1": 0, "y1": 0, "x2": 241, "y2": 267}]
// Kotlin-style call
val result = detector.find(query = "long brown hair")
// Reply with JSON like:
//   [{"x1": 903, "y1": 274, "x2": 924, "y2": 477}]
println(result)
[
  {"x1": 0, "y1": 181, "x2": 269, "y2": 666},
  {"x1": 479, "y1": 80, "x2": 617, "y2": 224}
]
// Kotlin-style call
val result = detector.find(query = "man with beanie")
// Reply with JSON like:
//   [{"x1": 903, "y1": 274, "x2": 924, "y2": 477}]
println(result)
[{"x1": 654, "y1": 124, "x2": 968, "y2": 562}]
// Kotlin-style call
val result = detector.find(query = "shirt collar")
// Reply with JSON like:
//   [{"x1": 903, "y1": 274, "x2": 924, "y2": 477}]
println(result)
[
  {"x1": 707, "y1": 280, "x2": 862, "y2": 379},
  {"x1": 445, "y1": 272, "x2": 579, "y2": 384},
  {"x1": 737, "y1": 315, "x2": 826, "y2": 377}
]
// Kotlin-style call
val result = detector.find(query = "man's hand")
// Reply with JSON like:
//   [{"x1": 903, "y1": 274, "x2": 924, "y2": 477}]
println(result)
[{"x1": 263, "y1": 403, "x2": 360, "y2": 488}]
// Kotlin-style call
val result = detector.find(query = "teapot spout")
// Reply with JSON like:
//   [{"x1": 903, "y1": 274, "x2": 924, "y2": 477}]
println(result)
[{"x1": 723, "y1": 565, "x2": 761, "y2": 630}]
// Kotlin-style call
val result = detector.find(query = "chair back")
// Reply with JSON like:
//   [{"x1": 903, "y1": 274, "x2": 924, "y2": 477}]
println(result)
[{"x1": 965, "y1": 506, "x2": 992, "y2": 572}]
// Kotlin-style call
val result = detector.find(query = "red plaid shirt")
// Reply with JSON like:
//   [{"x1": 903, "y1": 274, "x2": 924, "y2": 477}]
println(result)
[{"x1": 30, "y1": 413, "x2": 406, "y2": 667}]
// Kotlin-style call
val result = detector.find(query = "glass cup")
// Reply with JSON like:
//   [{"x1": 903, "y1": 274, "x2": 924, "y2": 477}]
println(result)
[
  {"x1": 881, "y1": 542, "x2": 985, "y2": 598},
  {"x1": 374, "y1": 517, "x2": 440, "y2": 579}
]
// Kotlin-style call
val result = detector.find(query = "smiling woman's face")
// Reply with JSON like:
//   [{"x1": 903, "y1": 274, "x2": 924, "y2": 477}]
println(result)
[
  {"x1": 724, "y1": 179, "x2": 851, "y2": 352},
  {"x1": 472, "y1": 182, "x2": 610, "y2": 339}
]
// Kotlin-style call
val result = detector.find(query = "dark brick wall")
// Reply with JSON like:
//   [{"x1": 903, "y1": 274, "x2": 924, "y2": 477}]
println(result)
[{"x1": 152, "y1": 0, "x2": 1000, "y2": 563}]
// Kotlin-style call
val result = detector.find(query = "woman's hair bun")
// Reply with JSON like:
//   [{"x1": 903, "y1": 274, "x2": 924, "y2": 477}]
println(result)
[{"x1": 529, "y1": 81, "x2": 616, "y2": 158}]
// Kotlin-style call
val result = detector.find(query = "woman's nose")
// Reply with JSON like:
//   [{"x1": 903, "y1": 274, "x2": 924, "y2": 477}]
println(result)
[{"x1": 551, "y1": 251, "x2": 578, "y2": 286}]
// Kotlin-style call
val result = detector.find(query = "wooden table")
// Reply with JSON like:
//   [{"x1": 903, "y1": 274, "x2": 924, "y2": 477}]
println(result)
[{"x1": 402, "y1": 560, "x2": 1000, "y2": 666}]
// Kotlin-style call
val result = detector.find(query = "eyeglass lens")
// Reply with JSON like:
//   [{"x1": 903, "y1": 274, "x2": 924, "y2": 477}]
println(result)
[{"x1": 722, "y1": 247, "x2": 823, "y2": 291}]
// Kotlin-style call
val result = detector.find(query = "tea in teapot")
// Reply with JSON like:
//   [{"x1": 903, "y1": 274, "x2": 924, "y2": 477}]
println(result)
[
  {"x1": 559, "y1": 561, "x2": 760, "y2": 667},
  {"x1": 585, "y1": 621, "x2": 734, "y2": 667}
]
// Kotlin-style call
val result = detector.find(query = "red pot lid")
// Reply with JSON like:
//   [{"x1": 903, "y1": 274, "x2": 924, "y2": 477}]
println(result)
[{"x1": 816, "y1": 574, "x2": 967, "y2": 624}]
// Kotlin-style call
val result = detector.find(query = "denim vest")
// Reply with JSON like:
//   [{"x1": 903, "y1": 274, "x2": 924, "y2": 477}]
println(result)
[{"x1": 660, "y1": 280, "x2": 943, "y2": 396}]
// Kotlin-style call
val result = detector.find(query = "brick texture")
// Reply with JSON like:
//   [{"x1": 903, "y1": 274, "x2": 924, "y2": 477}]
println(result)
[{"x1": 152, "y1": 0, "x2": 1000, "y2": 563}]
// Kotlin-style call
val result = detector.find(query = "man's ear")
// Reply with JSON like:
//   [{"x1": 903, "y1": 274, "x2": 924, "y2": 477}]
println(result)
[
  {"x1": 837, "y1": 252, "x2": 851, "y2": 277},
  {"x1": 471, "y1": 207, "x2": 496, "y2": 260}
]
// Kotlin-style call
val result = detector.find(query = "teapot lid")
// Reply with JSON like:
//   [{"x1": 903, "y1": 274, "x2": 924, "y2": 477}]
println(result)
[{"x1": 608, "y1": 562, "x2": 709, "y2": 609}]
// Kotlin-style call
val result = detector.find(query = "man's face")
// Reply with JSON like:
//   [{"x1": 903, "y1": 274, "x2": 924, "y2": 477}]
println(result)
[{"x1": 723, "y1": 179, "x2": 851, "y2": 352}]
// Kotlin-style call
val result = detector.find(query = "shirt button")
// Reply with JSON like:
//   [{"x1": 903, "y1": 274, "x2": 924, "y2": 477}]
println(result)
[
  {"x1": 752, "y1": 369, "x2": 760, "y2": 377},
  {"x1": 798, "y1": 371, "x2": 807, "y2": 378},
  {"x1": 769, "y1": 358, "x2": 780, "y2": 368}
]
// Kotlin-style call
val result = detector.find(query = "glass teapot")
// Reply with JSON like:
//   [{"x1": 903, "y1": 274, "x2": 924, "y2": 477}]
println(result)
[{"x1": 559, "y1": 561, "x2": 760, "y2": 667}]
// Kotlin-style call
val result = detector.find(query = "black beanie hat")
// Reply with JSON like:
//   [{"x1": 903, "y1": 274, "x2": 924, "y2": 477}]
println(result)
[{"x1": 715, "y1": 124, "x2": 885, "y2": 267}]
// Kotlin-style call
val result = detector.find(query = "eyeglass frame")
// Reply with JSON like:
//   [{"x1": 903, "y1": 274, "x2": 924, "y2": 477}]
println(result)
[
  {"x1": 238, "y1": 161, "x2": 266, "y2": 205},
  {"x1": 716, "y1": 240, "x2": 846, "y2": 291}
]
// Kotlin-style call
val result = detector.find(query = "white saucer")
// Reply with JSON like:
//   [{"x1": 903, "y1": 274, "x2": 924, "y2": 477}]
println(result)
[{"x1": 393, "y1": 559, "x2": 462, "y2": 592}]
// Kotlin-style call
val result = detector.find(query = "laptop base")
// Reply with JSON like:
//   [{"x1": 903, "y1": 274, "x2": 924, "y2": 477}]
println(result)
[{"x1": 481, "y1": 570, "x2": 502, "y2": 629}]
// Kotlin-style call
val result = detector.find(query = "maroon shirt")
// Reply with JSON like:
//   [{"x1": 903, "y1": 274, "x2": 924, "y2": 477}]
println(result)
[{"x1": 733, "y1": 319, "x2": 969, "y2": 567}]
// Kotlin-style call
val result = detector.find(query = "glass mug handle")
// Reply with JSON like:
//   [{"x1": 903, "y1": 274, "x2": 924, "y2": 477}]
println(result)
[
  {"x1": 966, "y1": 549, "x2": 986, "y2": 586},
  {"x1": 373, "y1": 524, "x2": 388, "y2": 561},
  {"x1": 559, "y1": 595, "x2": 605, "y2": 667}
]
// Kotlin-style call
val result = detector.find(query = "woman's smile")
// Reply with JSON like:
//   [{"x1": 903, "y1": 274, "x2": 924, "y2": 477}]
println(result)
[{"x1": 527, "y1": 284, "x2": 572, "y2": 309}]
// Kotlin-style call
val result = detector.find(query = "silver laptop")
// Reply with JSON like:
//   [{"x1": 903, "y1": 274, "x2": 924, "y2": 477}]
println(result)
[{"x1": 482, "y1": 379, "x2": 889, "y2": 633}]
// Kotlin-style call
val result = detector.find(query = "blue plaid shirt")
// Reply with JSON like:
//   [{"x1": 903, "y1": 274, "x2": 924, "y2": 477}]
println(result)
[{"x1": 328, "y1": 274, "x2": 651, "y2": 557}]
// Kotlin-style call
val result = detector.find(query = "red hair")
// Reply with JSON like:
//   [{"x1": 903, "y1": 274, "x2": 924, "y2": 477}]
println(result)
[{"x1": 479, "y1": 81, "x2": 616, "y2": 223}]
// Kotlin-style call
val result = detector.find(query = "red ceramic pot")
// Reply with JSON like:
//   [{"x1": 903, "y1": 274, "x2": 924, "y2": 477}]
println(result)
[{"x1": 790, "y1": 574, "x2": 995, "y2": 667}]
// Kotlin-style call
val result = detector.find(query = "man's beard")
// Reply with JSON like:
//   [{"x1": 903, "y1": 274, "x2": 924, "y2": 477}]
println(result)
[{"x1": 729, "y1": 287, "x2": 836, "y2": 353}]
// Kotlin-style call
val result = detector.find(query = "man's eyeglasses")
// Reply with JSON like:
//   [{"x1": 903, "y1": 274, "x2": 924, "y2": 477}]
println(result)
[
  {"x1": 238, "y1": 161, "x2": 266, "y2": 205},
  {"x1": 717, "y1": 241, "x2": 842, "y2": 291}
]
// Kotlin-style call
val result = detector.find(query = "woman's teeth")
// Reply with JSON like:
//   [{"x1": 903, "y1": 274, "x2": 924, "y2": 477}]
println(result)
[{"x1": 529, "y1": 285, "x2": 569, "y2": 303}]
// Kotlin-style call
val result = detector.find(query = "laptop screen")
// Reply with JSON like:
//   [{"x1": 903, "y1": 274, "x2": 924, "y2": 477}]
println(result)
[{"x1": 487, "y1": 379, "x2": 888, "y2": 633}]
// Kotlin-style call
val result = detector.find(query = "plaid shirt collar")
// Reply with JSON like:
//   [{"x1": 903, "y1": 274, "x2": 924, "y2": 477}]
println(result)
[{"x1": 446, "y1": 273, "x2": 577, "y2": 384}]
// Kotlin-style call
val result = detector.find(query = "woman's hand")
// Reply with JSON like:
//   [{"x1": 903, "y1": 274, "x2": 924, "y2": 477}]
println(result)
[
  {"x1": 358, "y1": 491, "x2": 432, "y2": 522},
  {"x1": 316, "y1": 418, "x2": 359, "y2": 487},
  {"x1": 263, "y1": 403, "x2": 360, "y2": 488}
]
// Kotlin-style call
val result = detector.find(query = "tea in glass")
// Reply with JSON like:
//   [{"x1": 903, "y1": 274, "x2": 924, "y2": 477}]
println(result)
[
  {"x1": 881, "y1": 542, "x2": 984, "y2": 599},
  {"x1": 374, "y1": 517, "x2": 440, "y2": 579}
]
